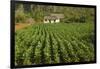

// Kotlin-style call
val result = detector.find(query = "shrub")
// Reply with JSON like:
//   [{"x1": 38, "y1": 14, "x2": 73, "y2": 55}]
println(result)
[{"x1": 15, "y1": 10, "x2": 27, "y2": 23}]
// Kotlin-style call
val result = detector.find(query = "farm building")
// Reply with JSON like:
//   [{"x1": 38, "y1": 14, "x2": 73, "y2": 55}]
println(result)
[{"x1": 44, "y1": 14, "x2": 64, "y2": 23}]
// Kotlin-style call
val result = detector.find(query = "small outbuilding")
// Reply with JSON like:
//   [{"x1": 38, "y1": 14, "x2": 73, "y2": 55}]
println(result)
[{"x1": 44, "y1": 13, "x2": 64, "y2": 23}]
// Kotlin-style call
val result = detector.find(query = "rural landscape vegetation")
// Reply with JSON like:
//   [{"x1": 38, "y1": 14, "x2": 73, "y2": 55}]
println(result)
[{"x1": 15, "y1": 3, "x2": 95, "y2": 66}]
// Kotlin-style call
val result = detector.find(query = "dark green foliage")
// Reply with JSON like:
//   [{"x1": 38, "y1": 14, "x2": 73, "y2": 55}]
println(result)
[
  {"x1": 79, "y1": 15, "x2": 86, "y2": 23},
  {"x1": 15, "y1": 3, "x2": 95, "y2": 23}
]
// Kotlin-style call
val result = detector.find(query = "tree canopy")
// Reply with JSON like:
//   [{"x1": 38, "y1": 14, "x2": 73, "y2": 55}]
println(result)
[{"x1": 15, "y1": 3, "x2": 95, "y2": 23}]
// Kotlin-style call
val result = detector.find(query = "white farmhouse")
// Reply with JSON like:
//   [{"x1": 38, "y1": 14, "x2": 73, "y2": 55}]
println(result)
[{"x1": 44, "y1": 13, "x2": 64, "y2": 23}]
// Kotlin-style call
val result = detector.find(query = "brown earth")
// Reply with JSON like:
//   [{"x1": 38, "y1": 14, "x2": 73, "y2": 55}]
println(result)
[{"x1": 15, "y1": 23, "x2": 31, "y2": 31}]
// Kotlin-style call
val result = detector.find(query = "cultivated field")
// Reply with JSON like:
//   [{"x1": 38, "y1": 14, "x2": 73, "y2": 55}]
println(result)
[{"x1": 15, "y1": 23, "x2": 94, "y2": 65}]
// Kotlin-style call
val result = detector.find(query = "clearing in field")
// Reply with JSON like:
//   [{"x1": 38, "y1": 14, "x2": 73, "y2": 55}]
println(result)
[
  {"x1": 15, "y1": 23, "x2": 94, "y2": 65},
  {"x1": 15, "y1": 23, "x2": 31, "y2": 31}
]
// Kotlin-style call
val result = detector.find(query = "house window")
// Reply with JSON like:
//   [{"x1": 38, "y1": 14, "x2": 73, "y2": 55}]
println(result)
[{"x1": 45, "y1": 19, "x2": 47, "y2": 21}]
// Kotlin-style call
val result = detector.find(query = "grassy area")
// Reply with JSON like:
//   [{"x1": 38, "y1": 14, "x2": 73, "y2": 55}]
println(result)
[{"x1": 15, "y1": 23, "x2": 95, "y2": 66}]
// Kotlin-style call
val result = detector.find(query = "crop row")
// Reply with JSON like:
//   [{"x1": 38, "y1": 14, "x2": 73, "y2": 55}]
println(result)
[{"x1": 15, "y1": 23, "x2": 94, "y2": 65}]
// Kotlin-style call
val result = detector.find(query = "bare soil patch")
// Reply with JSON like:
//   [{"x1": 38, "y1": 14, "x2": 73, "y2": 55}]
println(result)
[{"x1": 15, "y1": 23, "x2": 31, "y2": 31}]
